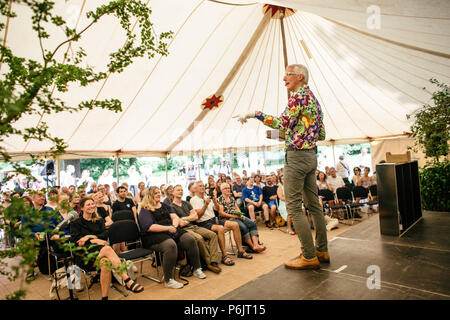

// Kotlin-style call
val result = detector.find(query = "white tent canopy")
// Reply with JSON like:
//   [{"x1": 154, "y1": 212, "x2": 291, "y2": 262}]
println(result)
[{"x1": 1, "y1": 0, "x2": 449, "y2": 160}]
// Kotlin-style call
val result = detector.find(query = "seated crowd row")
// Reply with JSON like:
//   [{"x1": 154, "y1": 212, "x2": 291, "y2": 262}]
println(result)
[{"x1": 2, "y1": 163, "x2": 377, "y2": 299}]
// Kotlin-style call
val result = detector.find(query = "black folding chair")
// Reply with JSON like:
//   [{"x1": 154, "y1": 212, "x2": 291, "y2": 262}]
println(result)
[
  {"x1": 318, "y1": 189, "x2": 336, "y2": 215},
  {"x1": 335, "y1": 187, "x2": 361, "y2": 225},
  {"x1": 111, "y1": 210, "x2": 135, "y2": 222},
  {"x1": 352, "y1": 186, "x2": 376, "y2": 216},
  {"x1": 368, "y1": 185, "x2": 378, "y2": 213},
  {"x1": 108, "y1": 220, "x2": 159, "y2": 284}
]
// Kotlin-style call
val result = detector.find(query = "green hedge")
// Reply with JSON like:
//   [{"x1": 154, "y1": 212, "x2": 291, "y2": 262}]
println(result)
[{"x1": 419, "y1": 160, "x2": 450, "y2": 211}]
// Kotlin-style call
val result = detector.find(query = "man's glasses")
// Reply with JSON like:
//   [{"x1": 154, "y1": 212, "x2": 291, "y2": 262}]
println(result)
[{"x1": 285, "y1": 72, "x2": 300, "y2": 77}]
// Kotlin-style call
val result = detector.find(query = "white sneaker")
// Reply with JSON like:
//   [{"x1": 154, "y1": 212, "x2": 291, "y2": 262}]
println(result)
[
  {"x1": 326, "y1": 218, "x2": 339, "y2": 231},
  {"x1": 193, "y1": 268, "x2": 206, "y2": 279},
  {"x1": 164, "y1": 278, "x2": 184, "y2": 289}
]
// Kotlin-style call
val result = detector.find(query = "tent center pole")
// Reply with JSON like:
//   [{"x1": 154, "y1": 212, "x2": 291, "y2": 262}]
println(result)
[
  {"x1": 280, "y1": 14, "x2": 290, "y2": 100},
  {"x1": 165, "y1": 153, "x2": 168, "y2": 184},
  {"x1": 115, "y1": 153, "x2": 119, "y2": 185}
]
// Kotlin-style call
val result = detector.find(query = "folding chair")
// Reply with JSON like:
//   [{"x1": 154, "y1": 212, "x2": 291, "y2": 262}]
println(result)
[
  {"x1": 107, "y1": 220, "x2": 158, "y2": 284},
  {"x1": 352, "y1": 186, "x2": 374, "y2": 216},
  {"x1": 335, "y1": 187, "x2": 360, "y2": 225},
  {"x1": 44, "y1": 236, "x2": 70, "y2": 300},
  {"x1": 64, "y1": 239, "x2": 100, "y2": 300},
  {"x1": 318, "y1": 189, "x2": 337, "y2": 216},
  {"x1": 111, "y1": 210, "x2": 135, "y2": 222},
  {"x1": 368, "y1": 185, "x2": 378, "y2": 213},
  {"x1": 369, "y1": 185, "x2": 378, "y2": 203}
]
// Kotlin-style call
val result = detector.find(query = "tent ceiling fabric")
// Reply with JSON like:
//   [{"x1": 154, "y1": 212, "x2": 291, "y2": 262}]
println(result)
[{"x1": 2, "y1": 0, "x2": 449, "y2": 159}]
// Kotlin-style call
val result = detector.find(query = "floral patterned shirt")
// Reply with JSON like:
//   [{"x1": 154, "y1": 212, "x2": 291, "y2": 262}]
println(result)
[{"x1": 255, "y1": 85, "x2": 325, "y2": 150}]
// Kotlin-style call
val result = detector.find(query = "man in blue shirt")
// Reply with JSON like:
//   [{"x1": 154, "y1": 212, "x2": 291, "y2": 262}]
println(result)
[
  {"x1": 242, "y1": 177, "x2": 271, "y2": 228},
  {"x1": 21, "y1": 191, "x2": 57, "y2": 240}
]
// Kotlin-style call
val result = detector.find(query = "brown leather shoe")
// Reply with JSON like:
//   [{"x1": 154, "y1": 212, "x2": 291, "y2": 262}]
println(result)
[
  {"x1": 207, "y1": 263, "x2": 222, "y2": 274},
  {"x1": 315, "y1": 250, "x2": 330, "y2": 263},
  {"x1": 284, "y1": 255, "x2": 320, "y2": 270}
]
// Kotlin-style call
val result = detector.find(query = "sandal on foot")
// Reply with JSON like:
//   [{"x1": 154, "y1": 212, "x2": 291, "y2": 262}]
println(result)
[
  {"x1": 237, "y1": 251, "x2": 253, "y2": 259},
  {"x1": 124, "y1": 277, "x2": 144, "y2": 293},
  {"x1": 221, "y1": 255, "x2": 235, "y2": 266}
]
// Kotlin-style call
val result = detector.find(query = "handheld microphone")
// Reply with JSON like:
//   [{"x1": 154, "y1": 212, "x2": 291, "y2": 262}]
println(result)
[{"x1": 55, "y1": 210, "x2": 78, "y2": 231}]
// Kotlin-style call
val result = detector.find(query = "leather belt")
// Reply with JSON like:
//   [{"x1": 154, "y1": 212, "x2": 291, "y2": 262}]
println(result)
[{"x1": 286, "y1": 145, "x2": 317, "y2": 153}]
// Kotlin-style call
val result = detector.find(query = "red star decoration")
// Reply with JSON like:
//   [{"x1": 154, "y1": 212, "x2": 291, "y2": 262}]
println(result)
[
  {"x1": 201, "y1": 94, "x2": 223, "y2": 110},
  {"x1": 263, "y1": 4, "x2": 295, "y2": 18}
]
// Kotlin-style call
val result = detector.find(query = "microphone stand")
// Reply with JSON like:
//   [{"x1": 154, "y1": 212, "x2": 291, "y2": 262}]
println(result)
[{"x1": 64, "y1": 252, "x2": 78, "y2": 300}]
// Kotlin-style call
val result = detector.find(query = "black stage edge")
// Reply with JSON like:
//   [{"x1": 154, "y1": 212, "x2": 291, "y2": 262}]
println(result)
[{"x1": 220, "y1": 211, "x2": 450, "y2": 300}]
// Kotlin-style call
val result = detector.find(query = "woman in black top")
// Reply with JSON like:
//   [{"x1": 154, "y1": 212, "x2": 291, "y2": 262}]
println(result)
[
  {"x1": 93, "y1": 192, "x2": 112, "y2": 228},
  {"x1": 138, "y1": 186, "x2": 206, "y2": 289},
  {"x1": 70, "y1": 197, "x2": 144, "y2": 299}
]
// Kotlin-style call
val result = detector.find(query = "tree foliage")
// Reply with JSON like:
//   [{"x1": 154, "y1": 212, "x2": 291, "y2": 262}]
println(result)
[
  {"x1": 407, "y1": 79, "x2": 450, "y2": 211},
  {"x1": 0, "y1": 0, "x2": 172, "y2": 162},
  {"x1": 407, "y1": 78, "x2": 450, "y2": 162},
  {"x1": 0, "y1": 0, "x2": 172, "y2": 299}
]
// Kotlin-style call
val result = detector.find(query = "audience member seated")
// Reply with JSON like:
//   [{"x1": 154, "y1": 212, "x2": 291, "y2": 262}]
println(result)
[
  {"x1": 21, "y1": 191, "x2": 57, "y2": 241},
  {"x1": 215, "y1": 179, "x2": 223, "y2": 199},
  {"x1": 205, "y1": 176, "x2": 216, "y2": 198},
  {"x1": 232, "y1": 175, "x2": 246, "y2": 211},
  {"x1": 46, "y1": 189, "x2": 59, "y2": 209},
  {"x1": 138, "y1": 187, "x2": 206, "y2": 289},
  {"x1": 358, "y1": 167, "x2": 376, "y2": 189},
  {"x1": 134, "y1": 182, "x2": 146, "y2": 206},
  {"x1": 185, "y1": 182, "x2": 196, "y2": 203},
  {"x1": 68, "y1": 185, "x2": 76, "y2": 194},
  {"x1": 112, "y1": 186, "x2": 137, "y2": 220},
  {"x1": 77, "y1": 186, "x2": 87, "y2": 198},
  {"x1": 97, "y1": 184, "x2": 109, "y2": 206},
  {"x1": 352, "y1": 167, "x2": 362, "y2": 187},
  {"x1": 120, "y1": 182, "x2": 134, "y2": 198},
  {"x1": 87, "y1": 181, "x2": 98, "y2": 195},
  {"x1": 70, "y1": 192, "x2": 81, "y2": 214},
  {"x1": 163, "y1": 185, "x2": 174, "y2": 205},
  {"x1": 70, "y1": 197, "x2": 144, "y2": 299},
  {"x1": 242, "y1": 177, "x2": 271, "y2": 228},
  {"x1": 104, "y1": 184, "x2": 116, "y2": 204},
  {"x1": 55, "y1": 192, "x2": 76, "y2": 238},
  {"x1": 218, "y1": 183, "x2": 266, "y2": 253},
  {"x1": 170, "y1": 185, "x2": 222, "y2": 274},
  {"x1": 277, "y1": 175, "x2": 295, "y2": 235},
  {"x1": 93, "y1": 192, "x2": 112, "y2": 228},
  {"x1": 190, "y1": 181, "x2": 252, "y2": 266},
  {"x1": 262, "y1": 175, "x2": 278, "y2": 227},
  {"x1": 316, "y1": 171, "x2": 331, "y2": 191},
  {"x1": 326, "y1": 167, "x2": 345, "y2": 193},
  {"x1": 316, "y1": 171, "x2": 335, "y2": 208},
  {"x1": 254, "y1": 174, "x2": 265, "y2": 189},
  {"x1": 19, "y1": 192, "x2": 56, "y2": 280}
]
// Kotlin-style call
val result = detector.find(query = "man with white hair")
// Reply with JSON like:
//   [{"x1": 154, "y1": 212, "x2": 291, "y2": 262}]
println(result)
[{"x1": 237, "y1": 64, "x2": 329, "y2": 270}]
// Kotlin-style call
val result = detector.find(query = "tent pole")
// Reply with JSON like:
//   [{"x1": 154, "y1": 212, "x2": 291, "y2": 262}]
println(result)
[
  {"x1": 197, "y1": 153, "x2": 202, "y2": 181},
  {"x1": 279, "y1": 14, "x2": 290, "y2": 100},
  {"x1": 115, "y1": 153, "x2": 120, "y2": 185},
  {"x1": 56, "y1": 155, "x2": 60, "y2": 186},
  {"x1": 165, "y1": 153, "x2": 168, "y2": 184},
  {"x1": 228, "y1": 148, "x2": 233, "y2": 177},
  {"x1": 331, "y1": 142, "x2": 336, "y2": 166}
]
